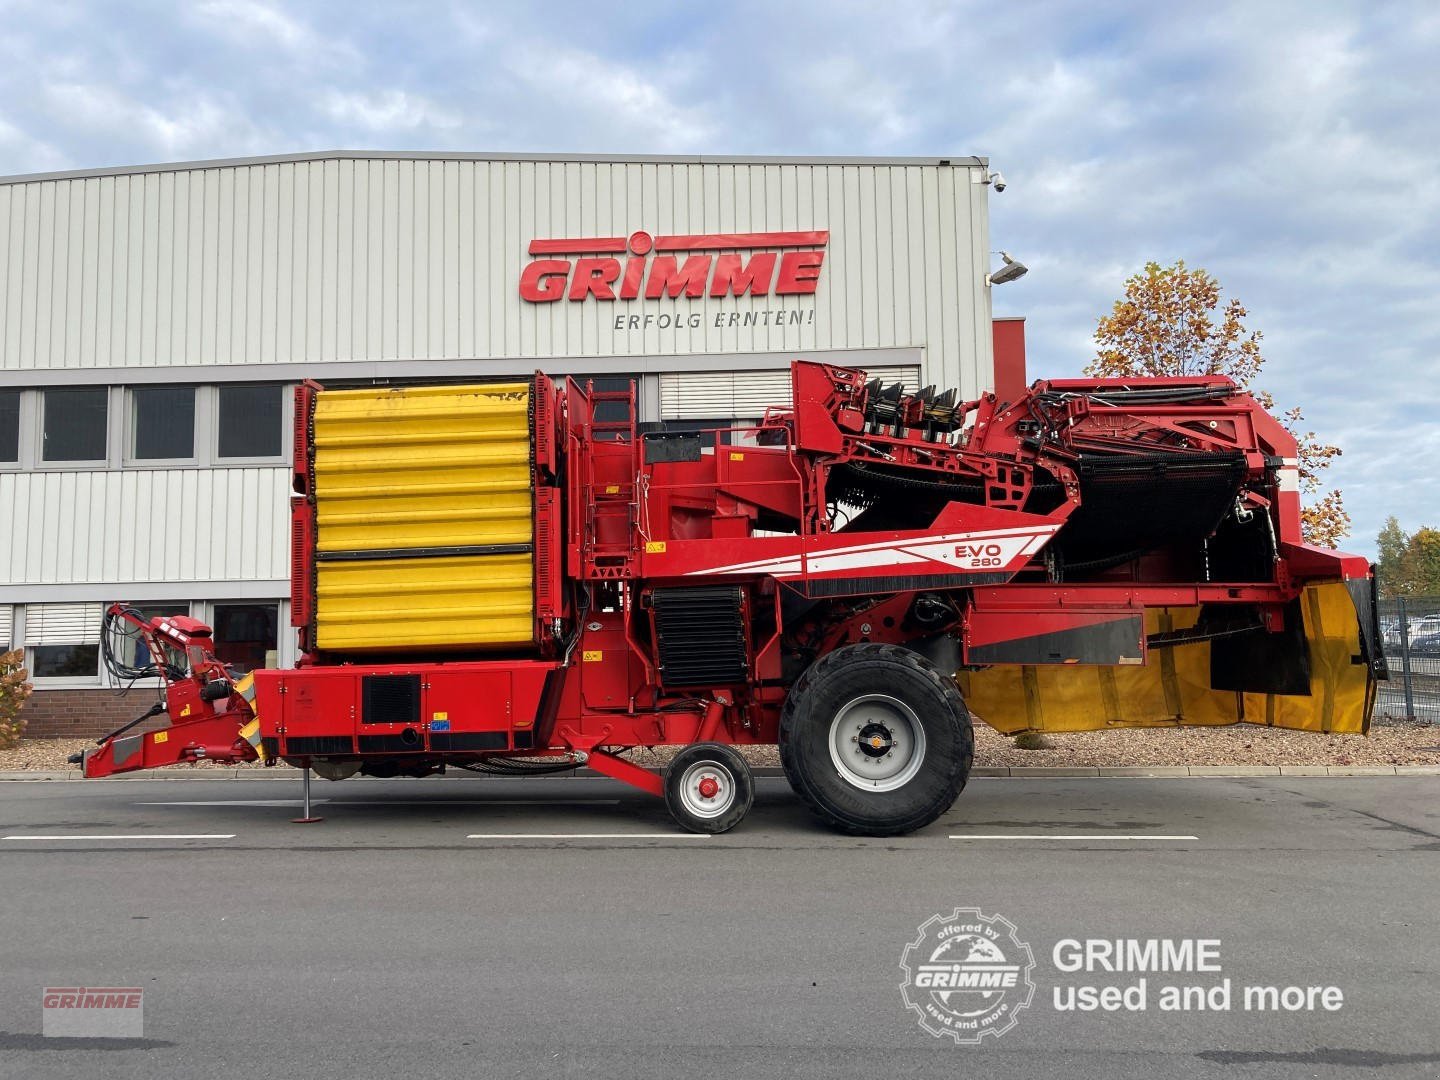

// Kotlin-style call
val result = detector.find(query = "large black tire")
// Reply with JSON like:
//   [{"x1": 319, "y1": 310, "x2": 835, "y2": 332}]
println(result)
[
  {"x1": 664, "y1": 743, "x2": 755, "y2": 834},
  {"x1": 779, "y1": 643, "x2": 973, "y2": 836}
]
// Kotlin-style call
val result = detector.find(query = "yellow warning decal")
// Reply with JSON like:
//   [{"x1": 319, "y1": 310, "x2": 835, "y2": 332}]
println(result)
[
  {"x1": 645, "y1": 541, "x2": 667, "y2": 554},
  {"x1": 729, "y1": 452, "x2": 745, "y2": 461},
  {"x1": 583, "y1": 650, "x2": 603, "y2": 662},
  {"x1": 604, "y1": 484, "x2": 620, "y2": 494},
  {"x1": 153, "y1": 731, "x2": 168, "y2": 744},
  {"x1": 433, "y1": 711, "x2": 449, "y2": 721},
  {"x1": 178, "y1": 705, "x2": 191, "y2": 718},
  {"x1": 239, "y1": 718, "x2": 267, "y2": 761}
]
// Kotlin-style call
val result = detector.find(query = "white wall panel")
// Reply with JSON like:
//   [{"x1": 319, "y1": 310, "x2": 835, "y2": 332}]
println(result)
[
  {"x1": 0, "y1": 467, "x2": 289, "y2": 587},
  {"x1": 0, "y1": 156, "x2": 993, "y2": 394},
  {"x1": 659, "y1": 365, "x2": 920, "y2": 420}
]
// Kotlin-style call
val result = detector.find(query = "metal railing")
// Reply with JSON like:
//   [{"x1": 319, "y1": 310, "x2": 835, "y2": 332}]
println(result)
[{"x1": 1376, "y1": 596, "x2": 1440, "y2": 722}]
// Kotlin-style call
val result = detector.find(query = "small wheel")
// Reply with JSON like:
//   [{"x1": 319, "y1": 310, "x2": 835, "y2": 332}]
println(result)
[
  {"x1": 780, "y1": 643, "x2": 973, "y2": 836},
  {"x1": 664, "y1": 743, "x2": 754, "y2": 834}
]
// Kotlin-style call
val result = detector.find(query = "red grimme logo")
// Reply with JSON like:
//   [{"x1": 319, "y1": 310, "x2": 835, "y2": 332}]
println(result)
[
  {"x1": 43, "y1": 988, "x2": 143, "y2": 1009},
  {"x1": 520, "y1": 230, "x2": 828, "y2": 302}
]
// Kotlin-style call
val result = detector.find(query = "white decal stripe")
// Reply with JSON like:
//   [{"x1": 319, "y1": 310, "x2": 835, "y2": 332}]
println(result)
[{"x1": 686, "y1": 526, "x2": 1059, "y2": 577}]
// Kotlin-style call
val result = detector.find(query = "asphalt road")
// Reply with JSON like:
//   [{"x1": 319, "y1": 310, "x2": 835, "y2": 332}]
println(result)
[{"x1": 1, "y1": 774, "x2": 1437, "y2": 1080}]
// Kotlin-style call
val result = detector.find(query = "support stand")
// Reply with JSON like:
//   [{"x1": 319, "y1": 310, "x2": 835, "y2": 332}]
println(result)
[{"x1": 291, "y1": 766, "x2": 325, "y2": 824}]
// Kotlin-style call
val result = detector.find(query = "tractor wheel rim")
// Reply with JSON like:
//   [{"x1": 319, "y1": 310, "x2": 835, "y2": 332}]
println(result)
[
  {"x1": 677, "y1": 760, "x2": 737, "y2": 819},
  {"x1": 828, "y1": 694, "x2": 927, "y2": 792}
]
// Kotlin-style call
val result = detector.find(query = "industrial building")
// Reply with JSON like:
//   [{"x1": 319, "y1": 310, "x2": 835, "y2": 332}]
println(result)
[{"x1": 0, "y1": 151, "x2": 1024, "y2": 735}]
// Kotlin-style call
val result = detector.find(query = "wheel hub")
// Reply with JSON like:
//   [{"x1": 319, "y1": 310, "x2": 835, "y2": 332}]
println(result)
[
  {"x1": 827, "y1": 693, "x2": 928, "y2": 792},
  {"x1": 857, "y1": 722, "x2": 894, "y2": 758},
  {"x1": 676, "y1": 760, "x2": 738, "y2": 819}
]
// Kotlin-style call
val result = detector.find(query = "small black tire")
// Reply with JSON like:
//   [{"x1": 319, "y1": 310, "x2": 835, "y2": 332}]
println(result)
[
  {"x1": 664, "y1": 743, "x2": 755, "y2": 834},
  {"x1": 779, "y1": 643, "x2": 973, "y2": 836}
]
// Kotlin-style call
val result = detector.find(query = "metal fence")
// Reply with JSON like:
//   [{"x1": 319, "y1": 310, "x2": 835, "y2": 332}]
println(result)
[{"x1": 1376, "y1": 596, "x2": 1440, "y2": 722}]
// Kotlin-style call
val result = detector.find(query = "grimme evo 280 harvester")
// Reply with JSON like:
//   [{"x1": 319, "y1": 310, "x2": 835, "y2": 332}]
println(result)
[{"x1": 80, "y1": 361, "x2": 1386, "y2": 834}]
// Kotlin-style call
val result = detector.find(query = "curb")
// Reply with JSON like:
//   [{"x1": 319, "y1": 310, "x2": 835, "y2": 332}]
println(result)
[{"x1": 4, "y1": 765, "x2": 1439, "y2": 782}]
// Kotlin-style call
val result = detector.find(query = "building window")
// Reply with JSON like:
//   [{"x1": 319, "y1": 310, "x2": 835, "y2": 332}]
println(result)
[
  {"x1": 30, "y1": 644, "x2": 101, "y2": 678},
  {"x1": 42, "y1": 387, "x2": 108, "y2": 462},
  {"x1": 111, "y1": 603, "x2": 192, "y2": 673},
  {"x1": 655, "y1": 418, "x2": 760, "y2": 448},
  {"x1": 212, "y1": 603, "x2": 279, "y2": 673},
  {"x1": 25, "y1": 602, "x2": 104, "y2": 682},
  {"x1": 0, "y1": 389, "x2": 18, "y2": 463},
  {"x1": 129, "y1": 387, "x2": 196, "y2": 461},
  {"x1": 586, "y1": 375, "x2": 637, "y2": 442},
  {"x1": 217, "y1": 385, "x2": 284, "y2": 460}
]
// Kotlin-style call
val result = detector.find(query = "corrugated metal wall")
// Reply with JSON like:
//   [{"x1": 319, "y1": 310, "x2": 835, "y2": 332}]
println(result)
[
  {"x1": 0, "y1": 467, "x2": 289, "y2": 586},
  {"x1": 658, "y1": 365, "x2": 920, "y2": 419},
  {"x1": 0, "y1": 156, "x2": 991, "y2": 393}
]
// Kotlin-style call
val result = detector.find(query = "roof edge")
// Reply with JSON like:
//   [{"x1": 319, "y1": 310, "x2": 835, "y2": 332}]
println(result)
[{"x1": 0, "y1": 150, "x2": 990, "y2": 187}]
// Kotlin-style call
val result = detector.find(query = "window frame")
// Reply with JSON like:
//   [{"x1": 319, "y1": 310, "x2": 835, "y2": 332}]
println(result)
[
  {"x1": 21, "y1": 602, "x2": 105, "y2": 687},
  {"x1": 28, "y1": 642, "x2": 104, "y2": 684},
  {"x1": 208, "y1": 600, "x2": 282, "y2": 675},
  {"x1": 0, "y1": 384, "x2": 294, "y2": 473},
  {"x1": 0, "y1": 388, "x2": 20, "y2": 465},
  {"x1": 98, "y1": 601, "x2": 195, "y2": 689},
  {"x1": 214, "y1": 383, "x2": 289, "y2": 465},
  {"x1": 38, "y1": 385, "x2": 111, "y2": 468},
  {"x1": 125, "y1": 385, "x2": 199, "y2": 465}
]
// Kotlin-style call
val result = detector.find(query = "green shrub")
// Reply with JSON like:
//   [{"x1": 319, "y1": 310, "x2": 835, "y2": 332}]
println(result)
[{"x1": 0, "y1": 649, "x2": 33, "y2": 750}]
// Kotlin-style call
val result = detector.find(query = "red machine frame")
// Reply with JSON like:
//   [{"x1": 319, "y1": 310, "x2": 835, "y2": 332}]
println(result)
[{"x1": 81, "y1": 360, "x2": 1382, "y2": 828}]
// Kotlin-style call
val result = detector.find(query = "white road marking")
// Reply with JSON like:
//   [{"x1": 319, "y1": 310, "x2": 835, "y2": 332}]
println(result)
[
  {"x1": 135, "y1": 799, "x2": 621, "y2": 807},
  {"x1": 3, "y1": 834, "x2": 237, "y2": 841},
  {"x1": 466, "y1": 832, "x2": 710, "y2": 840},
  {"x1": 949, "y1": 834, "x2": 1198, "y2": 841},
  {"x1": 136, "y1": 800, "x2": 332, "y2": 807}
]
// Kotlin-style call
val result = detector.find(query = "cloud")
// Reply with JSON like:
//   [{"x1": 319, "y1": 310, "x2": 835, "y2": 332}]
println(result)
[
  {"x1": 193, "y1": 0, "x2": 314, "y2": 50},
  {"x1": 500, "y1": 43, "x2": 716, "y2": 150},
  {"x1": 0, "y1": 0, "x2": 1433, "y2": 553},
  {"x1": 319, "y1": 89, "x2": 461, "y2": 133}
]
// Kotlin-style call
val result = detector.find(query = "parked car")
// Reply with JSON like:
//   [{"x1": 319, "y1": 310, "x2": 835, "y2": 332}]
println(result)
[
  {"x1": 1408, "y1": 632, "x2": 1440, "y2": 658},
  {"x1": 1385, "y1": 613, "x2": 1440, "y2": 647}
]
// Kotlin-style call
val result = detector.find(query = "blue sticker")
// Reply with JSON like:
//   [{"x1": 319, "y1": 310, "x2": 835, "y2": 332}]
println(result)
[{"x1": 430, "y1": 720, "x2": 451, "y2": 732}]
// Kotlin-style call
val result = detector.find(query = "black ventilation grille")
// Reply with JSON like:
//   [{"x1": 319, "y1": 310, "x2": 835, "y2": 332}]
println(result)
[
  {"x1": 651, "y1": 585, "x2": 748, "y2": 687},
  {"x1": 285, "y1": 735, "x2": 355, "y2": 756},
  {"x1": 362, "y1": 674, "x2": 421, "y2": 725}
]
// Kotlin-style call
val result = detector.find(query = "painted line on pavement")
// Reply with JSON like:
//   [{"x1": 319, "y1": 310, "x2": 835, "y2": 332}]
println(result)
[
  {"x1": 466, "y1": 832, "x2": 710, "y2": 840},
  {"x1": 137, "y1": 800, "x2": 332, "y2": 807},
  {"x1": 949, "y1": 833, "x2": 1198, "y2": 841},
  {"x1": 136, "y1": 799, "x2": 622, "y2": 807},
  {"x1": 3, "y1": 833, "x2": 237, "y2": 841}
]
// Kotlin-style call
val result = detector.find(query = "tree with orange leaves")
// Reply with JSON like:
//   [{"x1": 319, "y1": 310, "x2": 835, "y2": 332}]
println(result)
[{"x1": 1086, "y1": 261, "x2": 1349, "y2": 547}]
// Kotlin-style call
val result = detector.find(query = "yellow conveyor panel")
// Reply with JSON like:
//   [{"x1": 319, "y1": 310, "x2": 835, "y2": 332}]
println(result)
[
  {"x1": 311, "y1": 383, "x2": 534, "y2": 652},
  {"x1": 959, "y1": 582, "x2": 1374, "y2": 736}
]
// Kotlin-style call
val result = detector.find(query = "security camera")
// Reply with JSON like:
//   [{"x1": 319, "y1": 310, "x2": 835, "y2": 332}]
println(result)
[{"x1": 989, "y1": 171, "x2": 1006, "y2": 192}]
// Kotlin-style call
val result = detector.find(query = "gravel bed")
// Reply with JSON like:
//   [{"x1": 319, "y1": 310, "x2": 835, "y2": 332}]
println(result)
[{"x1": 6, "y1": 719, "x2": 1436, "y2": 773}]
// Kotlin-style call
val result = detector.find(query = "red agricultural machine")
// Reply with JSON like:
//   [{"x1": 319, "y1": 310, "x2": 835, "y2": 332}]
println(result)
[{"x1": 80, "y1": 361, "x2": 1385, "y2": 834}]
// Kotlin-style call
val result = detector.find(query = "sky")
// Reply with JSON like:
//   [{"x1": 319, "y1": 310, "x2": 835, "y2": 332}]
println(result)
[{"x1": 0, "y1": 0, "x2": 1435, "y2": 556}]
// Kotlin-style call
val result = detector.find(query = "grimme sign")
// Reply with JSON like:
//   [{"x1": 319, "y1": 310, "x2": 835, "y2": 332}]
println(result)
[{"x1": 519, "y1": 230, "x2": 828, "y2": 305}]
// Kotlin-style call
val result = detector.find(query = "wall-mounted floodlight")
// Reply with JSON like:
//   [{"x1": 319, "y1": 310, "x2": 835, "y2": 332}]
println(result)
[{"x1": 987, "y1": 251, "x2": 1028, "y2": 286}]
